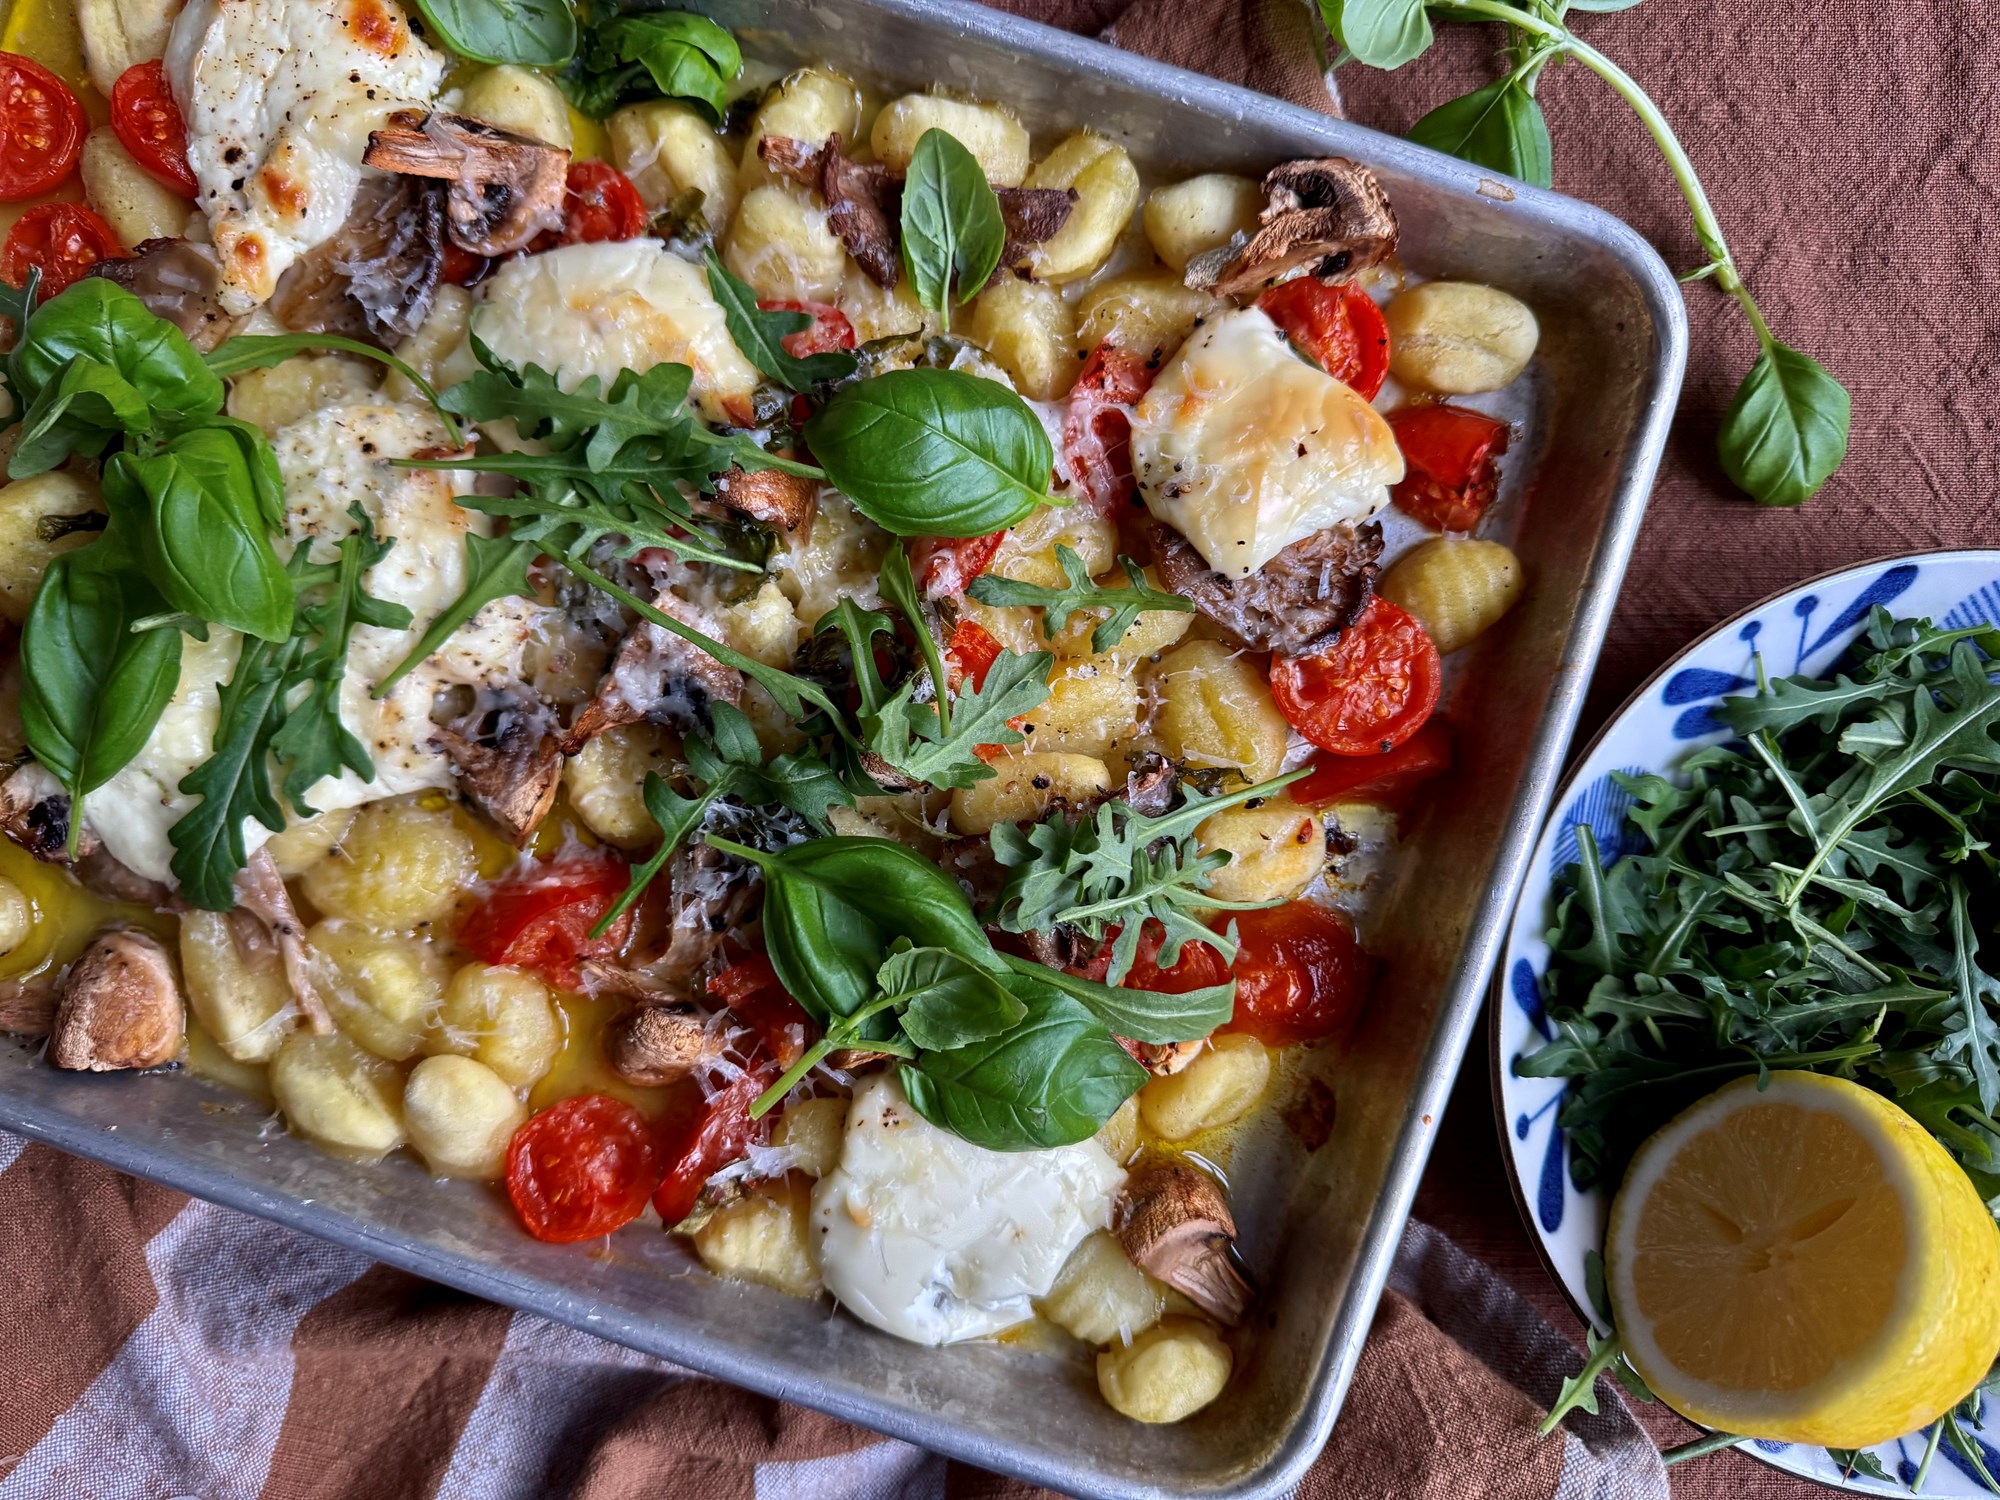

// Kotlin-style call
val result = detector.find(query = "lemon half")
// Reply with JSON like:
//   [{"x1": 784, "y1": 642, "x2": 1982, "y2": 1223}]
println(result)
[{"x1": 1607, "y1": 1071, "x2": 2000, "y2": 1447}]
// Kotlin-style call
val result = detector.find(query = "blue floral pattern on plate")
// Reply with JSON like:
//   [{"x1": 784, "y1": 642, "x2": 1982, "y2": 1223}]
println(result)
[{"x1": 1497, "y1": 552, "x2": 2000, "y2": 1495}]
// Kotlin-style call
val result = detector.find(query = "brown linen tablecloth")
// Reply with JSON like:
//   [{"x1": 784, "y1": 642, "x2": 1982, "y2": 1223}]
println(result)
[{"x1": 5, "y1": 0, "x2": 1989, "y2": 1495}]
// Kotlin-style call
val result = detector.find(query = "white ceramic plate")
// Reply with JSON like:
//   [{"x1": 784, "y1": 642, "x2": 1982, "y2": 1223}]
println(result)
[{"x1": 1496, "y1": 549, "x2": 2000, "y2": 1494}]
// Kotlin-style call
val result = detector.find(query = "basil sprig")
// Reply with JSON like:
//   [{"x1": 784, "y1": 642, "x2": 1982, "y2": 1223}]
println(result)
[
  {"x1": 804, "y1": 367, "x2": 1054, "y2": 537},
  {"x1": 900, "y1": 128, "x2": 1006, "y2": 331},
  {"x1": 1325, "y1": 0, "x2": 1850, "y2": 507}
]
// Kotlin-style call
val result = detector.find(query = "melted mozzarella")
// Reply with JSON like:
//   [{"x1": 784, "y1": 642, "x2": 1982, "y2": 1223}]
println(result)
[
  {"x1": 811, "y1": 1074, "x2": 1124, "y2": 1345},
  {"x1": 1131, "y1": 306, "x2": 1404, "y2": 577},
  {"x1": 88, "y1": 402, "x2": 557, "y2": 884},
  {"x1": 166, "y1": 0, "x2": 444, "y2": 313},
  {"x1": 442, "y1": 241, "x2": 762, "y2": 428}
]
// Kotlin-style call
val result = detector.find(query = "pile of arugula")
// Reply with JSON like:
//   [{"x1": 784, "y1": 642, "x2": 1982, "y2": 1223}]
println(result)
[{"x1": 1526, "y1": 611, "x2": 2000, "y2": 1460}]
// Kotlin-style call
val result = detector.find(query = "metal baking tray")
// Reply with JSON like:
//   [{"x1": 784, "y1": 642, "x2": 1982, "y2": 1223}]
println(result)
[{"x1": 0, "y1": 3, "x2": 1686, "y2": 1495}]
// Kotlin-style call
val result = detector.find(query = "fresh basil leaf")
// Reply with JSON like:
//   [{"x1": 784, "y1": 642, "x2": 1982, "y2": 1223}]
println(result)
[
  {"x1": 804, "y1": 368, "x2": 1053, "y2": 537},
  {"x1": 967, "y1": 547, "x2": 1193, "y2": 653},
  {"x1": 563, "y1": 12, "x2": 740, "y2": 122},
  {"x1": 1002, "y1": 952, "x2": 1235, "y2": 1045},
  {"x1": 1407, "y1": 76, "x2": 1554, "y2": 189},
  {"x1": 112, "y1": 432, "x2": 295, "y2": 642},
  {"x1": 205, "y1": 332, "x2": 464, "y2": 446},
  {"x1": 704, "y1": 250, "x2": 857, "y2": 390},
  {"x1": 406, "y1": 0, "x2": 576, "y2": 66},
  {"x1": 900, "y1": 128, "x2": 1006, "y2": 327},
  {"x1": 879, "y1": 945, "x2": 1028, "y2": 1052},
  {"x1": 376, "y1": 533, "x2": 536, "y2": 697},
  {"x1": 9, "y1": 356, "x2": 153, "y2": 477},
  {"x1": 9, "y1": 278, "x2": 222, "y2": 428},
  {"x1": 18, "y1": 550, "x2": 183, "y2": 844},
  {"x1": 1319, "y1": 0, "x2": 1433, "y2": 70},
  {"x1": 1717, "y1": 339, "x2": 1851, "y2": 507},
  {"x1": 902, "y1": 974, "x2": 1147, "y2": 1150}
]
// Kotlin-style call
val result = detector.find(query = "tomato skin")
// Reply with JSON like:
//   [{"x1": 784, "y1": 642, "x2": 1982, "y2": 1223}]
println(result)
[
  {"x1": 653, "y1": 1063, "x2": 777, "y2": 1226},
  {"x1": 707, "y1": 957, "x2": 810, "y2": 1067},
  {"x1": 1125, "y1": 919, "x2": 1231, "y2": 993},
  {"x1": 1226, "y1": 902, "x2": 1371, "y2": 1047},
  {"x1": 1292, "y1": 720, "x2": 1452, "y2": 810},
  {"x1": 1, "y1": 204, "x2": 122, "y2": 294},
  {"x1": 1257, "y1": 278, "x2": 1391, "y2": 400},
  {"x1": 758, "y1": 298, "x2": 855, "y2": 359},
  {"x1": 945, "y1": 619, "x2": 1003, "y2": 692},
  {"x1": 913, "y1": 532, "x2": 1006, "y2": 600},
  {"x1": 506, "y1": 1095, "x2": 663, "y2": 1243},
  {"x1": 0, "y1": 53, "x2": 85, "y2": 201},
  {"x1": 439, "y1": 242, "x2": 492, "y2": 286},
  {"x1": 549, "y1": 161, "x2": 647, "y2": 247},
  {"x1": 455, "y1": 855, "x2": 634, "y2": 990},
  {"x1": 1270, "y1": 598, "x2": 1442, "y2": 757},
  {"x1": 1061, "y1": 343, "x2": 1155, "y2": 513},
  {"x1": 1387, "y1": 404, "x2": 1511, "y2": 533},
  {"x1": 110, "y1": 61, "x2": 197, "y2": 197}
]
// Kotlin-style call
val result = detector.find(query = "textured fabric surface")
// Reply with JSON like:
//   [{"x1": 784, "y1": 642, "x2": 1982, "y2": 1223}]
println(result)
[{"x1": 0, "y1": 0, "x2": 1935, "y2": 1495}]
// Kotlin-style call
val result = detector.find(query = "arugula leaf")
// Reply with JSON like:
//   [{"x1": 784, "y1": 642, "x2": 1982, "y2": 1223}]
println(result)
[
  {"x1": 1536, "y1": 1328, "x2": 1624, "y2": 1435},
  {"x1": 900, "y1": 129, "x2": 1006, "y2": 329},
  {"x1": 901, "y1": 973, "x2": 1147, "y2": 1150},
  {"x1": 704, "y1": 250, "x2": 857, "y2": 390},
  {"x1": 561, "y1": 10, "x2": 741, "y2": 122},
  {"x1": 169, "y1": 630, "x2": 298, "y2": 910},
  {"x1": 1718, "y1": 339, "x2": 1851, "y2": 508},
  {"x1": 1407, "y1": 75, "x2": 1553, "y2": 188},
  {"x1": 877, "y1": 540, "x2": 953, "y2": 734},
  {"x1": 967, "y1": 547, "x2": 1194, "y2": 654},
  {"x1": 866, "y1": 645, "x2": 1053, "y2": 790}
]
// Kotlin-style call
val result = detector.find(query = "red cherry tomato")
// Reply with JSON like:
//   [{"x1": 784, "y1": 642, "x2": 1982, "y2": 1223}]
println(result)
[
  {"x1": 439, "y1": 242, "x2": 492, "y2": 286},
  {"x1": 110, "y1": 61, "x2": 197, "y2": 198},
  {"x1": 552, "y1": 161, "x2": 647, "y2": 247},
  {"x1": 1061, "y1": 343, "x2": 1155, "y2": 513},
  {"x1": 1387, "y1": 404, "x2": 1511, "y2": 533},
  {"x1": 1226, "y1": 902, "x2": 1371, "y2": 1047},
  {"x1": 757, "y1": 298, "x2": 855, "y2": 359},
  {"x1": 456, "y1": 855, "x2": 634, "y2": 990},
  {"x1": 653, "y1": 1063, "x2": 776, "y2": 1226},
  {"x1": 945, "y1": 618, "x2": 1003, "y2": 692},
  {"x1": 912, "y1": 532, "x2": 1007, "y2": 600},
  {"x1": 707, "y1": 957, "x2": 811, "y2": 1066},
  {"x1": 505, "y1": 1094, "x2": 662, "y2": 1243},
  {"x1": 1257, "y1": 278, "x2": 1390, "y2": 400},
  {"x1": 1292, "y1": 719, "x2": 1452, "y2": 811},
  {"x1": 0, "y1": 53, "x2": 85, "y2": 201},
  {"x1": 1270, "y1": 597, "x2": 1442, "y2": 757},
  {"x1": 1125, "y1": 919, "x2": 1231, "y2": 993},
  {"x1": 1, "y1": 204, "x2": 122, "y2": 294}
]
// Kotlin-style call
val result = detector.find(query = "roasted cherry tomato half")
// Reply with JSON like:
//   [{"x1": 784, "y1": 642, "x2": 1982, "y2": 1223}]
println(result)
[
  {"x1": 653, "y1": 1063, "x2": 776, "y2": 1226},
  {"x1": 1125, "y1": 918, "x2": 1232, "y2": 994},
  {"x1": 110, "y1": 60, "x2": 197, "y2": 197},
  {"x1": 758, "y1": 297, "x2": 856, "y2": 359},
  {"x1": 1257, "y1": 277, "x2": 1391, "y2": 400},
  {"x1": 552, "y1": 161, "x2": 648, "y2": 247},
  {"x1": 456, "y1": 855, "x2": 634, "y2": 991},
  {"x1": 505, "y1": 1094, "x2": 663, "y2": 1243},
  {"x1": 1292, "y1": 719, "x2": 1452, "y2": 810},
  {"x1": 1387, "y1": 404, "x2": 1511, "y2": 533},
  {"x1": 439, "y1": 242, "x2": 492, "y2": 286},
  {"x1": 708, "y1": 956, "x2": 812, "y2": 1067},
  {"x1": 0, "y1": 52, "x2": 85, "y2": 201},
  {"x1": 1226, "y1": 902, "x2": 1372, "y2": 1047},
  {"x1": 945, "y1": 618, "x2": 1004, "y2": 692},
  {"x1": 914, "y1": 532, "x2": 1007, "y2": 600},
  {"x1": 1061, "y1": 343, "x2": 1155, "y2": 513},
  {"x1": 1, "y1": 203, "x2": 122, "y2": 294},
  {"x1": 1270, "y1": 597, "x2": 1442, "y2": 757}
]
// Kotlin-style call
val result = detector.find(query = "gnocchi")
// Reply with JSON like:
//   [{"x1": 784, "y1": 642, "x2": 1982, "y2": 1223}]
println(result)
[
  {"x1": 773, "y1": 1095, "x2": 848, "y2": 1178},
  {"x1": 227, "y1": 353, "x2": 382, "y2": 437},
  {"x1": 179, "y1": 909, "x2": 295, "y2": 1063},
  {"x1": 968, "y1": 277, "x2": 1079, "y2": 401},
  {"x1": 1142, "y1": 174, "x2": 1263, "y2": 273},
  {"x1": 0, "y1": 877, "x2": 28, "y2": 960},
  {"x1": 430, "y1": 963, "x2": 561, "y2": 1089},
  {"x1": 723, "y1": 185, "x2": 847, "y2": 303},
  {"x1": 868, "y1": 93, "x2": 1031, "y2": 186},
  {"x1": 1022, "y1": 132, "x2": 1141, "y2": 284},
  {"x1": 310, "y1": 920, "x2": 451, "y2": 1062},
  {"x1": 1149, "y1": 640, "x2": 1290, "y2": 785},
  {"x1": 610, "y1": 100, "x2": 738, "y2": 228},
  {"x1": 402, "y1": 1055, "x2": 528, "y2": 1180},
  {"x1": 1139, "y1": 1034, "x2": 1272, "y2": 1141},
  {"x1": 1023, "y1": 656, "x2": 1139, "y2": 760},
  {"x1": 1385, "y1": 281, "x2": 1540, "y2": 394},
  {"x1": 1380, "y1": 538, "x2": 1524, "y2": 654},
  {"x1": 0, "y1": 471, "x2": 104, "y2": 625},
  {"x1": 81, "y1": 128, "x2": 193, "y2": 248},
  {"x1": 1042, "y1": 564, "x2": 1195, "y2": 660},
  {"x1": 563, "y1": 723, "x2": 675, "y2": 850},
  {"x1": 383, "y1": 287, "x2": 474, "y2": 404},
  {"x1": 1041, "y1": 1231, "x2": 1166, "y2": 1345},
  {"x1": 949, "y1": 751, "x2": 1113, "y2": 836},
  {"x1": 269, "y1": 1031, "x2": 406, "y2": 1159},
  {"x1": 260, "y1": 808, "x2": 357, "y2": 879},
  {"x1": 991, "y1": 504, "x2": 1118, "y2": 591},
  {"x1": 1075, "y1": 272, "x2": 1219, "y2": 365},
  {"x1": 691, "y1": 1176, "x2": 821, "y2": 1296},
  {"x1": 740, "y1": 68, "x2": 864, "y2": 190},
  {"x1": 1196, "y1": 799, "x2": 1325, "y2": 904},
  {"x1": 1096, "y1": 1317, "x2": 1233, "y2": 1423},
  {"x1": 300, "y1": 800, "x2": 477, "y2": 931},
  {"x1": 457, "y1": 66, "x2": 573, "y2": 150}
]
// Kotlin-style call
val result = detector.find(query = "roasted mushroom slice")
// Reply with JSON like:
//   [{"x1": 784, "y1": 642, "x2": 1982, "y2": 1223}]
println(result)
[
  {"x1": 1151, "y1": 518, "x2": 1383, "y2": 659},
  {"x1": 364, "y1": 111, "x2": 570, "y2": 257},
  {"x1": 760, "y1": 133, "x2": 900, "y2": 287},
  {"x1": 1114, "y1": 1162, "x2": 1254, "y2": 1325},
  {"x1": 1189, "y1": 157, "x2": 1398, "y2": 299},
  {"x1": 604, "y1": 1001, "x2": 721, "y2": 1086},
  {"x1": 562, "y1": 589, "x2": 745, "y2": 752},
  {"x1": 433, "y1": 686, "x2": 564, "y2": 847},
  {"x1": 87, "y1": 238, "x2": 245, "y2": 352},
  {"x1": 0, "y1": 763, "x2": 93, "y2": 863},
  {"x1": 268, "y1": 176, "x2": 444, "y2": 342},
  {"x1": 712, "y1": 464, "x2": 818, "y2": 534},
  {"x1": 1116, "y1": 1037, "x2": 1206, "y2": 1077},
  {"x1": 233, "y1": 847, "x2": 333, "y2": 1034},
  {"x1": 47, "y1": 929, "x2": 185, "y2": 1071},
  {"x1": 994, "y1": 185, "x2": 1077, "y2": 274}
]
